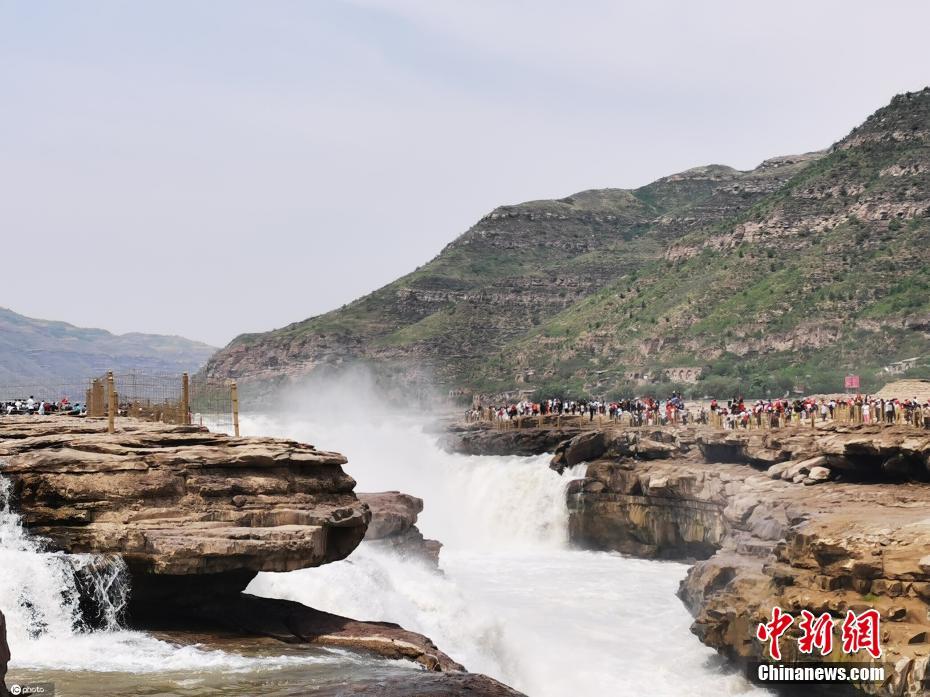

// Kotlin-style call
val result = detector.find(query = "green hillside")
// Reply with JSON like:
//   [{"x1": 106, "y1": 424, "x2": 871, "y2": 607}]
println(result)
[{"x1": 204, "y1": 88, "x2": 930, "y2": 400}]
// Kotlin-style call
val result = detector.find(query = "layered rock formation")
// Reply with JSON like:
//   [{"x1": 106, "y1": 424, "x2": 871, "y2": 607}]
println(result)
[
  {"x1": 179, "y1": 593, "x2": 463, "y2": 671},
  {"x1": 359, "y1": 492, "x2": 442, "y2": 566},
  {"x1": 0, "y1": 417, "x2": 368, "y2": 609},
  {"x1": 563, "y1": 424, "x2": 930, "y2": 695},
  {"x1": 451, "y1": 419, "x2": 930, "y2": 695},
  {"x1": 0, "y1": 416, "x2": 464, "y2": 676}
]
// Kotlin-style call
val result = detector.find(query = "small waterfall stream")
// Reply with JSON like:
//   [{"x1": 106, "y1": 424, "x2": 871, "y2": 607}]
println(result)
[{"x1": 0, "y1": 476, "x2": 128, "y2": 647}]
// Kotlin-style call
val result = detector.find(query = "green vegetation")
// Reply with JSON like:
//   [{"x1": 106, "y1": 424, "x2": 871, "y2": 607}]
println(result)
[{"x1": 206, "y1": 88, "x2": 930, "y2": 399}]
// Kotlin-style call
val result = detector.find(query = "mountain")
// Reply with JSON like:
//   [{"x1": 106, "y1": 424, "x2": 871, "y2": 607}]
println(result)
[
  {"x1": 0, "y1": 307, "x2": 217, "y2": 385},
  {"x1": 204, "y1": 87, "x2": 930, "y2": 399}
]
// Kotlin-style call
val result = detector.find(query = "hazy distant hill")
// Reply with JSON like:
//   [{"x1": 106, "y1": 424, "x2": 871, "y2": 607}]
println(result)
[
  {"x1": 204, "y1": 87, "x2": 930, "y2": 398},
  {"x1": 0, "y1": 307, "x2": 217, "y2": 385}
]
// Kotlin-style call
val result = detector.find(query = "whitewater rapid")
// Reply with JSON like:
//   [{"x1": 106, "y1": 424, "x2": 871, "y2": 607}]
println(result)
[
  {"x1": 241, "y1": 411, "x2": 767, "y2": 697},
  {"x1": 0, "y1": 449, "x2": 417, "y2": 695},
  {"x1": 1, "y1": 405, "x2": 766, "y2": 696}
]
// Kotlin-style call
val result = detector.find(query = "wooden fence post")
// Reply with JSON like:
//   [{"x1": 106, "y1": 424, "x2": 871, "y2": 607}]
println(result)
[
  {"x1": 181, "y1": 372, "x2": 191, "y2": 425},
  {"x1": 107, "y1": 371, "x2": 116, "y2": 434},
  {"x1": 231, "y1": 381, "x2": 240, "y2": 437},
  {"x1": 90, "y1": 378, "x2": 102, "y2": 417}
]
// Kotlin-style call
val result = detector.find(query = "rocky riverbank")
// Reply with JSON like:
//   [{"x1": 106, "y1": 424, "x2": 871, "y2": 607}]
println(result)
[
  {"x1": 447, "y1": 420, "x2": 930, "y2": 696},
  {"x1": 0, "y1": 416, "x2": 523, "y2": 696}
]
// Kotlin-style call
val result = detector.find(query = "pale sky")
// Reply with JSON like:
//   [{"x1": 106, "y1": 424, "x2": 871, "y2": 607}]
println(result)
[{"x1": 2, "y1": 1, "x2": 929, "y2": 347}]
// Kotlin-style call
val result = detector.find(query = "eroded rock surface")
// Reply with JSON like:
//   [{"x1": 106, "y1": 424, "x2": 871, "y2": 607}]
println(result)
[
  {"x1": 0, "y1": 416, "x2": 480, "y2": 682},
  {"x1": 166, "y1": 593, "x2": 463, "y2": 671},
  {"x1": 442, "y1": 421, "x2": 587, "y2": 456},
  {"x1": 563, "y1": 425, "x2": 930, "y2": 696},
  {"x1": 454, "y1": 419, "x2": 930, "y2": 696},
  {"x1": 0, "y1": 417, "x2": 368, "y2": 613},
  {"x1": 359, "y1": 492, "x2": 442, "y2": 566}
]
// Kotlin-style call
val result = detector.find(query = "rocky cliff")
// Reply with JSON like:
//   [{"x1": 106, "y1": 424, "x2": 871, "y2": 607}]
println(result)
[
  {"x1": 0, "y1": 416, "x2": 480, "y2": 681},
  {"x1": 449, "y1": 420, "x2": 930, "y2": 695},
  {"x1": 205, "y1": 88, "x2": 930, "y2": 399},
  {"x1": 559, "y1": 423, "x2": 930, "y2": 695}
]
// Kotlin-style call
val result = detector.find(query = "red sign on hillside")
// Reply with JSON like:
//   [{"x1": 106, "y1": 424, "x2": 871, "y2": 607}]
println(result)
[{"x1": 845, "y1": 375, "x2": 860, "y2": 390}]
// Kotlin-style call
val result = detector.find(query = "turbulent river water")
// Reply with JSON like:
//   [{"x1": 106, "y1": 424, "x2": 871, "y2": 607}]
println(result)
[
  {"x1": 242, "y1": 411, "x2": 765, "y2": 697},
  {"x1": 1, "y1": 407, "x2": 768, "y2": 696}
]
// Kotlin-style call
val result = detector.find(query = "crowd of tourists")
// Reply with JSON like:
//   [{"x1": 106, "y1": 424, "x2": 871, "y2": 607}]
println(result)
[
  {"x1": 2, "y1": 395, "x2": 85, "y2": 416},
  {"x1": 468, "y1": 393, "x2": 692, "y2": 426},
  {"x1": 467, "y1": 393, "x2": 930, "y2": 430},
  {"x1": 705, "y1": 395, "x2": 930, "y2": 429}
]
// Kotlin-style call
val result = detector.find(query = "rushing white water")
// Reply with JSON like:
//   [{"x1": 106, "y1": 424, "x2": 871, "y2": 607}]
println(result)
[
  {"x1": 0, "y1": 463, "x2": 412, "y2": 688},
  {"x1": 0, "y1": 477, "x2": 131, "y2": 652},
  {"x1": 241, "y1": 407, "x2": 768, "y2": 697},
  {"x1": 0, "y1": 390, "x2": 766, "y2": 695}
]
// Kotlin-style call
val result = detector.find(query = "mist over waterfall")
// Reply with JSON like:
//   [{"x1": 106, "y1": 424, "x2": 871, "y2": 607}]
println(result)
[{"x1": 243, "y1": 374, "x2": 766, "y2": 697}]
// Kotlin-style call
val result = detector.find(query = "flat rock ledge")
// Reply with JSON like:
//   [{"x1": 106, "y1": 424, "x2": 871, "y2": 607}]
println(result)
[
  {"x1": 457, "y1": 421, "x2": 930, "y2": 696},
  {"x1": 0, "y1": 416, "x2": 505, "y2": 690},
  {"x1": 441, "y1": 419, "x2": 588, "y2": 456},
  {"x1": 164, "y1": 592, "x2": 464, "y2": 672},
  {"x1": 0, "y1": 416, "x2": 369, "y2": 583}
]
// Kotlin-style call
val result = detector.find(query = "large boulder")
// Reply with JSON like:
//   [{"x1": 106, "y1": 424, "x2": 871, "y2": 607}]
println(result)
[
  {"x1": 359, "y1": 492, "x2": 423, "y2": 539},
  {"x1": 161, "y1": 592, "x2": 464, "y2": 672},
  {"x1": 358, "y1": 492, "x2": 443, "y2": 565},
  {"x1": 550, "y1": 431, "x2": 606, "y2": 473}
]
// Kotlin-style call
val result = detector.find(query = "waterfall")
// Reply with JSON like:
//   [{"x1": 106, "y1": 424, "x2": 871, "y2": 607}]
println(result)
[
  {"x1": 0, "y1": 469, "x2": 371, "y2": 679},
  {"x1": 242, "y1": 409, "x2": 766, "y2": 697},
  {"x1": 0, "y1": 475, "x2": 129, "y2": 650}
]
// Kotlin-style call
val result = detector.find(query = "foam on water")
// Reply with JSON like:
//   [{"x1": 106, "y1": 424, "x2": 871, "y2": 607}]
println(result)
[
  {"x1": 0, "y1": 396, "x2": 768, "y2": 694},
  {"x1": 241, "y1": 410, "x2": 769, "y2": 697},
  {"x1": 0, "y1": 467, "x2": 367, "y2": 676}
]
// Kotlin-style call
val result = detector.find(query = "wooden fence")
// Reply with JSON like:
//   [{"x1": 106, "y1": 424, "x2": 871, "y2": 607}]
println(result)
[{"x1": 2, "y1": 371, "x2": 241, "y2": 436}]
